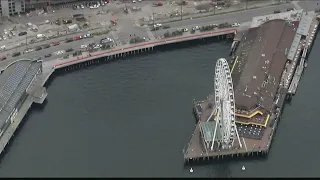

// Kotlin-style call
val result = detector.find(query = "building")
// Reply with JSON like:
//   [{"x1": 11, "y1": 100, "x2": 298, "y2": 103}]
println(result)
[
  {"x1": 0, "y1": 0, "x2": 25, "y2": 17},
  {"x1": 232, "y1": 19, "x2": 298, "y2": 130},
  {"x1": 24, "y1": 0, "x2": 80, "y2": 10},
  {"x1": 0, "y1": 60, "x2": 43, "y2": 137},
  {"x1": 0, "y1": 0, "x2": 81, "y2": 17}
]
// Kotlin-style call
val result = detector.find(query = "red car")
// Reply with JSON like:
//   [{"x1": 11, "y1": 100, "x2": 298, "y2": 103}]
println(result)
[
  {"x1": 74, "y1": 35, "x2": 83, "y2": 41},
  {"x1": 52, "y1": 42, "x2": 60, "y2": 46},
  {"x1": 0, "y1": 56, "x2": 7, "y2": 61}
]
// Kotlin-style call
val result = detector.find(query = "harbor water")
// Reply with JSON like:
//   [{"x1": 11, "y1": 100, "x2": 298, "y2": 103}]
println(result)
[{"x1": 0, "y1": 35, "x2": 319, "y2": 177}]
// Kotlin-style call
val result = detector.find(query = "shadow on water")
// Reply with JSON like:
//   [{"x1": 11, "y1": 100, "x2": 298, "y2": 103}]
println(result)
[{"x1": 183, "y1": 154, "x2": 268, "y2": 168}]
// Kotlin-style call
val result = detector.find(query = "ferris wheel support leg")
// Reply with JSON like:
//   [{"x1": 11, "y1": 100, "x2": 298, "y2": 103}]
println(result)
[
  {"x1": 207, "y1": 108, "x2": 215, "y2": 122},
  {"x1": 211, "y1": 117, "x2": 219, "y2": 150},
  {"x1": 235, "y1": 126, "x2": 242, "y2": 148}
]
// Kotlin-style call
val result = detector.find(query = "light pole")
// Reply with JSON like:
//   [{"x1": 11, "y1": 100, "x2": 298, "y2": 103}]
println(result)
[
  {"x1": 25, "y1": 35, "x2": 28, "y2": 50},
  {"x1": 180, "y1": 2, "x2": 183, "y2": 21},
  {"x1": 245, "y1": 0, "x2": 248, "y2": 10}
]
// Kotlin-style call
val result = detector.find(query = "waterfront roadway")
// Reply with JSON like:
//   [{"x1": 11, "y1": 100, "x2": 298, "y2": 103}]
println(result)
[
  {"x1": 150, "y1": 3, "x2": 295, "y2": 36},
  {"x1": 0, "y1": 2, "x2": 298, "y2": 68}
]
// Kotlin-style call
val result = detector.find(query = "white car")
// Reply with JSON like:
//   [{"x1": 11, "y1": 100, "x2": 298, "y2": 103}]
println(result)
[
  {"x1": 183, "y1": 28, "x2": 188, "y2": 32},
  {"x1": 84, "y1": 33, "x2": 93, "y2": 38},
  {"x1": 54, "y1": 50, "x2": 65, "y2": 56},
  {"x1": 25, "y1": 48, "x2": 34, "y2": 53},
  {"x1": 81, "y1": 5, "x2": 85, "y2": 9},
  {"x1": 132, "y1": 0, "x2": 137, "y2": 3},
  {"x1": 93, "y1": 44, "x2": 102, "y2": 49},
  {"x1": 194, "y1": 26, "x2": 200, "y2": 30},
  {"x1": 81, "y1": 44, "x2": 88, "y2": 49},
  {"x1": 232, "y1": 23, "x2": 240, "y2": 27},
  {"x1": 0, "y1": 45, "x2": 6, "y2": 50}
]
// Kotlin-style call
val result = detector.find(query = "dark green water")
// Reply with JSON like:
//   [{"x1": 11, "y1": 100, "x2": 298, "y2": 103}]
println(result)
[{"x1": 0, "y1": 35, "x2": 319, "y2": 177}]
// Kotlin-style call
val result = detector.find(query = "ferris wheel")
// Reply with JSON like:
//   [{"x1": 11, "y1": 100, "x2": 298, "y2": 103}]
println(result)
[{"x1": 212, "y1": 58, "x2": 242, "y2": 150}]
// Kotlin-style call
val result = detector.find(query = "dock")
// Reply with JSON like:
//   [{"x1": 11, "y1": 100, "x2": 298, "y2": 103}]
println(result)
[{"x1": 184, "y1": 10, "x2": 319, "y2": 163}]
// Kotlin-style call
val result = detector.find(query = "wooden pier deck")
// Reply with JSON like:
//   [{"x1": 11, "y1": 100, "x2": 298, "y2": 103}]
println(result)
[{"x1": 184, "y1": 97, "x2": 271, "y2": 161}]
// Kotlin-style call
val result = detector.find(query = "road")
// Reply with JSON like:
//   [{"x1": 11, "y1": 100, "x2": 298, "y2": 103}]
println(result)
[
  {"x1": 297, "y1": 0, "x2": 320, "y2": 11},
  {"x1": 163, "y1": 3, "x2": 294, "y2": 28},
  {"x1": 0, "y1": 1, "x2": 309, "y2": 67},
  {"x1": 150, "y1": 3, "x2": 294, "y2": 37}
]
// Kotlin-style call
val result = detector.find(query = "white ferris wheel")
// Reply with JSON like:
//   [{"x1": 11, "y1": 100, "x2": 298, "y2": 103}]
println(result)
[{"x1": 203, "y1": 58, "x2": 242, "y2": 151}]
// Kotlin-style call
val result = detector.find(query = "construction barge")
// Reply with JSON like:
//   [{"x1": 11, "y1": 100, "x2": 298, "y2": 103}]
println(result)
[{"x1": 184, "y1": 10, "x2": 319, "y2": 163}]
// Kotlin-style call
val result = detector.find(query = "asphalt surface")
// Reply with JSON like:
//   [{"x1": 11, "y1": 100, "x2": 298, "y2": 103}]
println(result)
[
  {"x1": 297, "y1": 0, "x2": 320, "y2": 11},
  {"x1": 151, "y1": 3, "x2": 294, "y2": 36},
  {"x1": 162, "y1": 3, "x2": 295, "y2": 28},
  {"x1": 0, "y1": 33, "x2": 108, "y2": 62},
  {"x1": 0, "y1": 1, "x2": 309, "y2": 67}
]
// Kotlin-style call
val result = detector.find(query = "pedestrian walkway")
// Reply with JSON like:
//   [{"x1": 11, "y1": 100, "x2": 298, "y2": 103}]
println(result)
[
  {"x1": 146, "y1": 29, "x2": 156, "y2": 40},
  {"x1": 291, "y1": 1, "x2": 302, "y2": 10}
]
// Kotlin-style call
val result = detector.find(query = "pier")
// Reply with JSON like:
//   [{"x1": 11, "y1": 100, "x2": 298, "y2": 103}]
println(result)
[{"x1": 184, "y1": 10, "x2": 319, "y2": 163}]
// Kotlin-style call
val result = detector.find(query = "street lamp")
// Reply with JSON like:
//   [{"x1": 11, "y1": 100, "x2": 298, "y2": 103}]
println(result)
[
  {"x1": 180, "y1": 2, "x2": 183, "y2": 21},
  {"x1": 245, "y1": 0, "x2": 248, "y2": 10}
]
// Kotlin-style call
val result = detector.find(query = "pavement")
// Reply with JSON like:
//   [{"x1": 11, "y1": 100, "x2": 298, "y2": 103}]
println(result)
[
  {"x1": 0, "y1": 0, "x2": 316, "y2": 69},
  {"x1": 297, "y1": 0, "x2": 320, "y2": 11},
  {"x1": 149, "y1": 3, "x2": 295, "y2": 37}
]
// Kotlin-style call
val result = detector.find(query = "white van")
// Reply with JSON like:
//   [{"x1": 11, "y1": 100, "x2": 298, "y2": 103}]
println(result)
[{"x1": 36, "y1": 34, "x2": 45, "y2": 39}]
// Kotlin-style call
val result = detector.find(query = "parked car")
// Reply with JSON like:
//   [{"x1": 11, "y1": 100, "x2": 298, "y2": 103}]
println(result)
[
  {"x1": 287, "y1": 8, "x2": 294, "y2": 11},
  {"x1": 65, "y1": 38, "x2": 74, "y2": 43},
  {"x1": 232, "y1": 23, "x2": 240, "y2": 27},
  {"x1": 24, "y1": 48, "x2": 34, "y2": 53},
  {"x1": 63, "y1": 19, "x2": 72, "y2": 24},
  {"x1": 163, "y1": 25, "x2": 170, "y2": 29},
  {"x1": 274, "y1": 10, "x2": 281, "y2": 13},
  {"x1": 43, "y1": 44, "x2": 51, "y2": 49},
  {"x1": 65, "y1": 48, "x2": 74, "y2": 52},
  {"x1": 18, "y1": 31, "x2": 27, "y2": 36},
  {"x1": 12, "y1": 52, "x2": 21, "y2": 57},
  {"x1": 45, "y1": 54, "x2": 52, "y2": 58},
  {"x1": 35, "y1": 46, "x2": 42, "y2": 51},
  {"x1": 52, "y1": 42, "x2": 60, "y2": 46},
  {"x1": 74, "y1": 35, "x2": 83, "y2": 40},
  {"x1": 0, "y1": 56, "x2": 7, "y2": 61}
]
